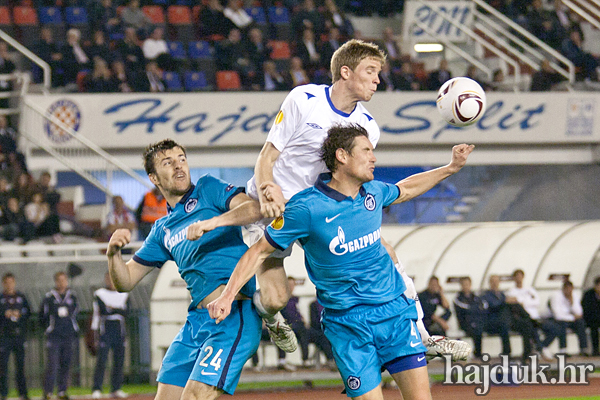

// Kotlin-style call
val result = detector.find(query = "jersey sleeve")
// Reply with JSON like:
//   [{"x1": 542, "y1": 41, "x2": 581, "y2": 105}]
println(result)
[
  {"x1": 264, "y1": 200, "x2": 310, "y2": 251},
  {"x1": 132, "y1": 221, "x2": 172, "y2": 267},
  {"x1": 374, "y1": 181, "x2": 401, "y2": 207},
  {"x1": 199, "y1": 175, "x2": 245, "y2": 213},
  {"x1": 266, "y1": 88, "x2": 302, "y2": 152},
  {"x1": 366, "y1": 118, "x2": 381, "y2": 148}
]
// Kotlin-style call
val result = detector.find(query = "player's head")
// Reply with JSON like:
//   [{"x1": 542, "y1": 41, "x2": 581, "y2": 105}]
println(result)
[
  {"x1": 321, "y1": 123, "x2": 375, "y2": 182},
  {"x1": 2, "y1": 272, "x2": 15, "y2": 293},
  {"x1": 143, "y1": 139, "x2": 191, "y2": 197},
  {"x1": 427, "y1": 276, "x2": 440, "y2": 292},
  {"x1": 459, "y1": 276, "x2": 472, "y2": 292},
  {"x1": 54, "y1": 271, "x2": 69, "y2": 292},
  {"x1": 489, "y1": 274, "x2": 500, "y2": 290},
  {"x1": 330, "y1": 39, "x2": 385, "y2": 101},
  {"x1": 512, "y1": 269, "x2": 524, "y2": 285}
]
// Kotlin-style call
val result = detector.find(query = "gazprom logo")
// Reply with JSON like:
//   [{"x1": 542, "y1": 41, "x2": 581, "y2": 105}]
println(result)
[
  {"x1": 329, "y1": 226, "x2": 381, "y2": 256},
  {"x1": 164, "y1": 227, "x2": 189, "y2": 251}
]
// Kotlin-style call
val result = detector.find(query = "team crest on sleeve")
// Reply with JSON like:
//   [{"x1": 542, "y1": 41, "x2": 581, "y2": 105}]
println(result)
[
  {"x1": 274, "y1": 110, "x2": 284, "y2": 125},
  {"x1": 185, "y1": 198, "x2": 198, "y2": 213},
  {"x1": 347, "y1": 376, "x2": 361, "y2": 390},
  {"x1": 364, "y1": 194, "x2": 376, "y2": 211},
  {"x1": 271, "y1": 216, "x2": 284, "y2": 230}
]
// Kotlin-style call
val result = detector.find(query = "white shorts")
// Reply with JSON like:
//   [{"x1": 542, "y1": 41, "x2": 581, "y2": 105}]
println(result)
[{"x1": 245, "y1": 218, "x2": 294, "y2": 259}]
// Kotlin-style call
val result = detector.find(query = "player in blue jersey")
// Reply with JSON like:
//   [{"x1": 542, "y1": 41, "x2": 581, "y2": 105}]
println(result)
[
  {"x1": 106, "y1": 139, "x2": 273, "y2": 400},
  {"x1": 208, "y1": 124, "x2": 474, "y2": 399},
  {"x1": 247, "y1": 39, "x2": 470, "y2": 361}
]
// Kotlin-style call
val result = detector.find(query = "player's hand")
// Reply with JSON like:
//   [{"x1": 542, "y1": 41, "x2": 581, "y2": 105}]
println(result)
[
  {"x1": 448, "y1": 144, "x2": 475, "y2": 173},
  {"x1": 107, "y1": 229, "x2": 131, "y2": 257},
  {"x1": 207, "y1": 294, "x2": 234, "y2": 324},
  {"x1": 259, "y1": 181, "x2": 285, "y2": 218},
  {"x1": 187, "y1": 219, "x2": 218, "y2": 241}
]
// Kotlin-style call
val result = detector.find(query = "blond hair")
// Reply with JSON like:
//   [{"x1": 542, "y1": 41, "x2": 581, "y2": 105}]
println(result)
[{"x1": 330, "y1": 39, "x2": 386, "y2": 83}]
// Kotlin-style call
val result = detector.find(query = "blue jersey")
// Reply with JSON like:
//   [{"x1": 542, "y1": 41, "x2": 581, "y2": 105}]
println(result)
[
  {"x1": 134, "y1": 175, "x2": 256, "y2": 309},
  {"x1": 265, "y1": 173, "x2": 405, "y2": 310}
]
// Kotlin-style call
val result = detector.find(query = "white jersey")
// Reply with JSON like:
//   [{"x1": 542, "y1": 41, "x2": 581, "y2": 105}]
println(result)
[{"x1": 247, "y1": 84, "x2": 381, "y2": 200}]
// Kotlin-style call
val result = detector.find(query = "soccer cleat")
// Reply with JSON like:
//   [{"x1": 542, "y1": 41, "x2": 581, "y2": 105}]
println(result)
[
  {"x1": 425, "y1": 335, "x2": 471, "y2": 361},
  {"x1": 111, "y1": 390, "x2": 128, "y2": 399},
  {"x1": 265, "y1": 312, "x2": 298, "y2": 353},
  {"x1": 92, "y1": 391, "x2": 102, "y2": 400}
]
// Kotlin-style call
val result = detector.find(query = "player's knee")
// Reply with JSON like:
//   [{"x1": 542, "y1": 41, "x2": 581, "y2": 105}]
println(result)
[
  {"x1": 180, "y1": 383, "x2": 221, "y2": 400},
  {"x1": 260, "y1": 285, "x2": 291, "y2": 312}
]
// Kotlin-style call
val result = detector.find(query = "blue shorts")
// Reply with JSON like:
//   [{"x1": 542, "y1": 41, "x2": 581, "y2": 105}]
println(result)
[
  {"x1": 157, "y1": 300, "x2": 261, "y2": 394},
  {"x1": 322, "y1": 295, "x2": 428, "y2": 397}
]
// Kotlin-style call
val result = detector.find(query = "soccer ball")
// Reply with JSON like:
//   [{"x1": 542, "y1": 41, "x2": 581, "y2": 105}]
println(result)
[{"x1": 436, "y1": 77, "x2": 486, "y2": 127}]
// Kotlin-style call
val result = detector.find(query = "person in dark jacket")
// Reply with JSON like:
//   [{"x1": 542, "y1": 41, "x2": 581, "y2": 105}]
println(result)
[
  {"x1": 453, "y1": 276, "x2": 486, "y2": 359},
  {"x1": 418, "y1": 276, "x2": 452, "y2": 337},
  {"x1": 39, "y1": 272, "x2": 79, "y2": 400},
  {"x1": 582, "y1": 276, "x2": 600, "y2": 356},
  {"x1": 480, "y1": 275, "x2": 512, "y2": 358},
  {"x1": 91, "y1": 273, "x2": 129, "y2": 399},
  {"x1": 0, "y1": 273, "x2": 30, "y2": 400}
]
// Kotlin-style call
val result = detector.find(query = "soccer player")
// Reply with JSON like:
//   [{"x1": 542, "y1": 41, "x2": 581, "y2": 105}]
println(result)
[
  {"x1": 208, "y1": 124, "x2": 474, "y2": 399},
  {"x1": 246, "y1": 38, "x2": 469, "y2": 360},
  {"x1": 106, "y1": 139, "x2": 270, "y2": 400}
]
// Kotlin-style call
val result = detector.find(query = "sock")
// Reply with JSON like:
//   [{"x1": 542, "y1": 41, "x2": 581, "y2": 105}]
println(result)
[
  {"x1": 253, "y1": 290, "x2": 277, "y2": 324},
  {"x1": 417, "y1": 319, "x2": 431, "y2": 342}
]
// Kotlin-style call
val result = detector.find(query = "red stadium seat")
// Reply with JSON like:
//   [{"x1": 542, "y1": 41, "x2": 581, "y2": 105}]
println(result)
[
  {"x1": 0, "y1": 7, "x2": 12, "y2": 36},
  {"x1": 168, "y1": 5, "x2": 191, "y2": 24},
  {"x1": 142, "y1": 5, "x2": 165, "y2": 25},
  {"x1": 216, "y1": 71, "x2": 241, "y2": 91},
  {"x1": 269, "y1": 40, "x2": 291, "y2": 60},
  {"x1": 13, "y1": 6, "x2": 37, "y2": 25}
]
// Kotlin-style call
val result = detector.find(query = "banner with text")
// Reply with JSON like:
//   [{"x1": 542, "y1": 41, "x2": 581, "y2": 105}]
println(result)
[
  {"x1": 402, "y1": 0, "x2": 475, "y2": 43},
  {"x1": 23, "y1": 91, "x2": 599, "y2": 149}
]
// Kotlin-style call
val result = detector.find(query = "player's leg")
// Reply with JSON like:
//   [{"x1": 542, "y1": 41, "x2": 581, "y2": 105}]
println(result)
[
  {"x1": 180, "y1": 380, "x2": 223, "y2": 400},
  {"x1": 350, "y1": 385, "x2": 384, "y2": 400},
  {"x1": 381, "y1": 238, "x2": 471, "y2": 361},
  {"x1": 246, "y1": 221, "x2": 297, "y2": 352},
  {"x1": 390, "y1": 366, "x2": 432, "y2": 400},
  {"x1": 154, "y1": 382, "x2": 184, "y2": 400}
]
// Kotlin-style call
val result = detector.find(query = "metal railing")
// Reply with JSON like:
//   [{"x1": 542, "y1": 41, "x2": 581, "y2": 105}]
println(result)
[
  {"x1": 0, "y1": 28, "x2": 51, "y2": 92},
  {"x1": 562, "y1": 0, "x2": 600, "y2": 30},
  {"x1": 472, "y1": 0, "x2": 575, "y2": 83},
  {"x1": 20, "y1": 98, "x2": 153, "y2": 206},
  {"x1": 414, "y1": 0, "x2": 522, "y2": 91}
]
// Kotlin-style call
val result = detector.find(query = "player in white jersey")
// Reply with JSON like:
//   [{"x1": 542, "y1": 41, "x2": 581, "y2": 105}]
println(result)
[{"x1": 248, "y1": 39, "x2": 470, "y2": 361}]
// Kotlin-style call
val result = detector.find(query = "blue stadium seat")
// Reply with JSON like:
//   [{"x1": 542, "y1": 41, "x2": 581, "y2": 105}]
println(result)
[
  {"x1": 39, "y1": 7, "x2": 65, "y2": 41},
  {"x1": 39, "y1": 7, "x2": 63, "y2": 24},
  {"x1": 168, "y1": 41, "x2": 186, "y2": 60},
  {"x1": 188, "y1": 41, "x2": 212, "y2": 59},
  {"x1": 246, "y1": 7, "x2": 266, "y2": 24},
  {"x1": 267, "y1": 6, "x2": 289, "y2": 24},
  {"x1": 164, "y1": 71, "x2": 183, "y2": 91},
  {"x1": 184, "y1": 71, "x2": 208, "y2": 91},
  {"x1": 65, "y1": 7, "x2": 87, "y2": 25}
]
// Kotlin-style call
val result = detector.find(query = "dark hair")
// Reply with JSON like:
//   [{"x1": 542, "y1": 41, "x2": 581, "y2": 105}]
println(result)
[
  {"x1": 595, "y1": 276, "x2": 600, "y2": 286},
  {"x1": 143, "y1": 139, "x2": 187, "y2": 175},
  {"x1": 459, "y1": 276, "x2": 471, "y2": 283},
  {"x1": 512, "y1": 269, "x2": 524, "y2": 277},
  {"x1": 321, "y1": 123, "x2": 369, "y2": 172},
  {"x1": 54, "y1": 271, "x2": 67, "y2": 281},
  {"x1": 563, "y1": 280, "x2": 573, "y2": 289},
  {"x1": 2, "y1": 272, "x2": 14, "y2": 282},
  {"x1": 429, "y1": 275, "x2": 439, "y2": 283}
]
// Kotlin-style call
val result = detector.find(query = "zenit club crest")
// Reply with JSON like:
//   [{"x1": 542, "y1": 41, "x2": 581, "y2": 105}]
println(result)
[
  {"x1": 347, "y1": 376, "x2": 361, "y2": 390},
  {"x1": 45, "y1": 99, "x2": 81, "y2": 144},
  {"x1": 185, "y1": 198, "x2": 198, "y2": 213},
  {"x1": 271, "y1": 216, "x2": 284, "y2": 230},
  {"x1": 364, "y1": 194, "x2": 376, "y2": 211}
]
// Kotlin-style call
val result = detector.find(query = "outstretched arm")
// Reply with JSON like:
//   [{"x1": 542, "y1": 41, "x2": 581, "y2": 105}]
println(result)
[
  {"x1": 255, "y1": 142, "x2": 286, "y2": 218},
  {"x1": 393, "y1": 144, "x2": 474, "y2": 205},
  {"x1": 207, "y1": 236, "x2": 276, "y2": 323},
  {"x1": 187, "y1": 192, "x2": 263, "y2": 240},
  {"x1": 107, "y1": 229, "x2": 154, "y2": 292}
]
